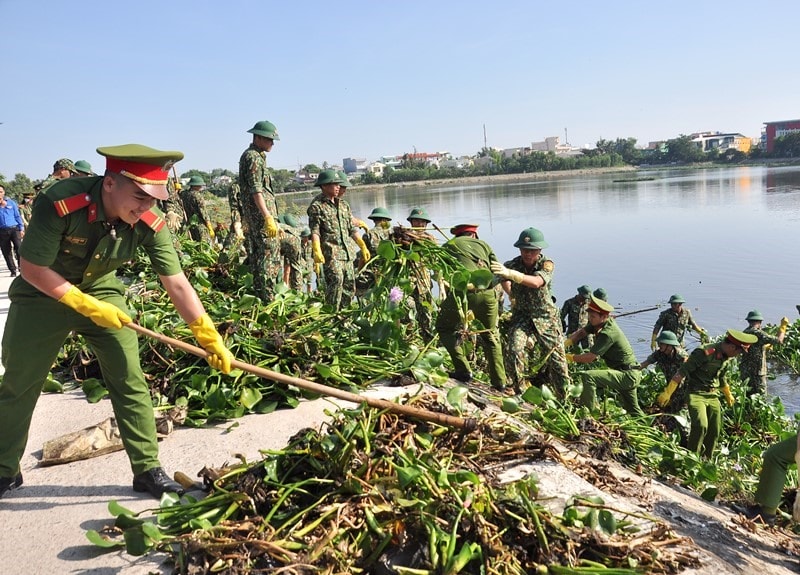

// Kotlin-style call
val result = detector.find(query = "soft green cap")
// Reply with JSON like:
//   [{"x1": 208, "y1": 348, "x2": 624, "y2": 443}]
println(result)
[
  {"x1": 593, "y1": 287, "x2": 608, "y2": 301},
  {"x1": 668, "y1": 294, "x2": 686, "y2": 304},
  {"x1": 73, "y1": 160, "x2": 94, "y2": 175},
  {"x1": 657, "y1": 330, "x2": 680, "y2": 347},
  {"x1": 407, "y1": 206, "x2": 431, "y2": 222},
  {"x1": 368, "y1": 207, "x2": 392, "y2": 221},
  {"x1": 315, "y1": 169, "x2": 339, "y2": 187},
  {"x1": 247, "y1": 120, "x2": 280, "y2": 140},
  {"x1": 725, "y1": 329, "x2": 758, "y2": 347},
  {"x1": 187, "y1": 175, "x2": 205, "y2": 187},
  {"x1": 577, "y1": 285, "x2": 592, "y2": 297},
  {"x1": 513, "y1": 227, "x2": 549, "y2": 249},
  {"x1": 746, "y1": 310, "x2": 764, "y2": 322}
]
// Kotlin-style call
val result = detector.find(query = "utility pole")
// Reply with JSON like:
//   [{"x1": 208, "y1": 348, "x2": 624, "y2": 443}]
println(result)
[{"x1": 483, "y1": 124, "x2": 487, "y2": 151}]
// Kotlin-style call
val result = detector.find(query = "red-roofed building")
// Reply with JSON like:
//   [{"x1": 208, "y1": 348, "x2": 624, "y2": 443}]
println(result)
[{"x1": 763, "y1": 119, "x2": 800, "y2": 152}]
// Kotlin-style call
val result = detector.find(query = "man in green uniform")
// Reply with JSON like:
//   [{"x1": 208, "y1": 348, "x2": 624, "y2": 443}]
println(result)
[
  {"x1": 0, "y1": 144, "x2": 234, "y2": 500},
  {"x1": 565, "y1": 295, "x2": 646, "y2": 417},
  {"x1": 19, "y1": 190, "x2": 35, "y2": 227},
  {"x1": 278, "y1": 213, "x2": 305, "y2": 290},
  {"x1": 492, "y1": 227, "x2": 571, "y2": 394},
  {"x1": 656, "y1": 329, "x2": 756, "y2": 458},
  {"x1": 435, "y1": 223, "x2": 506, "y2": 390},
  {"x1": 651, "y1": 294, "x2": 707, "y2": 349},
  {"x1": 640, "y1": 330, "x2": 688, "y2": 413},
  {"x1": 561, "y1": 285, "x2": 592, "y2": 348},
  {"x1": 238, "y1": 120, "x2": 282, "y2": 301},
  {"x1": 179, "y1": 175, "x2": 215, "y2": 243},
  {"x1": 739, "y1": 310, "x2": 789, "y2": 396},
  {"x1": 39, "y1": 158, "x2": 78, "y2": 192},
  {"x1": 307, "y1": 169, "x2": 370, "y2": 309},
  {"x1": 356, "y1": 207, "x2": 392, "y2": 294},
  {"x1": 405, "y1": 207, "x2": 436, "y2": 339},
  {"x1": 744, "y1": 427, "x2": 800, "y2": 525}
]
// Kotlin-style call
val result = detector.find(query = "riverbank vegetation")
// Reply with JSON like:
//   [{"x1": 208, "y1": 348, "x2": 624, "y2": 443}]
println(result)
[{"x1": 58, "y1": 230, "x2": 800, "y2": 573}]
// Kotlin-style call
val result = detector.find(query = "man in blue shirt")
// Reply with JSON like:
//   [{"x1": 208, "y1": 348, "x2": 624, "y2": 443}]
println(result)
[{"x1": 0, "y1": 186, "x2": 24, "y2": 277}]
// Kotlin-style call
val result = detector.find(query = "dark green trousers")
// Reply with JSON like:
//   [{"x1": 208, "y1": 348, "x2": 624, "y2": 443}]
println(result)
[
  {"x1": 687, "y1": 392, "x2": 721, "y2": 458},
  {"x1": 0, "y1": 287, "x2": 160, "y2": 477},
  {"x1": 578, "y1": 368, "x2": 645, "y2": 417},
  {"x1": 436, "y1": 288, "x2": 506, "y2": 389},
  {"x1": 755, "y1": 433, "x2": 797, "y2": 513}
]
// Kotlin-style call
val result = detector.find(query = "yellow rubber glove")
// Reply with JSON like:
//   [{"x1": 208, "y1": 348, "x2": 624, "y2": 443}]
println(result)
[
  {"x1": 189, "y1": 313, "x2": 233, "y2": 374},
  {"x1": 355, "y1": 236, "x2": 371, "y2": 263},
  {"x1": 650, "y1": 334, "x2": 658, "y2": 351},
  {"x1": 490, "y1": 262, "x2": 524, "y2": 283},
  {"x1": 656, "y1": 379, "x2": 679, "y2": 408},
  {"x1": 565, "y1": 353, "x2": 575, "y2": 363},
  {"x1": 206, "y1": 222, "x2": 215, "y2": 238},
  {"x1": 165, "y1": 211, "x2": 181, "y2": 232},
  {"x1": 264, "y1": 215, "x2": 278, "y2": 238},
  {"x1": 58, "y1": 285, "x2": 131, "y2": 329},
  {"x1": 564, "y1": 338, "x2": 574, "y2": 349},
  {"x1": 312, "y1": 238, "x2": 325, "y2": 264},
  {"x1": 233, "y1": 221, "x2": 244, "y2": 240},
  {"x1": 720, "y1": 385, "x2": 734, "y2": 407},
  {"x1": 354, "y1": 218, "x2": 369, "y2": 231},
  {"x1": 780, "y1": 316, "x2": 790, "y2": 335}
]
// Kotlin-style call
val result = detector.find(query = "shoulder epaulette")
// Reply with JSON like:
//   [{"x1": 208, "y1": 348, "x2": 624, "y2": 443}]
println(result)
[
  {"x1": 704, "y1": 346, "x2": 716, "y2": 356},
  {"x1": 53, "y1": 193, "x2": 93, "y2": 218},
  {"x1": 139, "y1": 209, "x2": 166, "y2": 233}
]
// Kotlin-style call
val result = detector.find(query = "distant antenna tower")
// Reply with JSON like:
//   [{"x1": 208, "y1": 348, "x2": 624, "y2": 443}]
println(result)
[{"x1": 483, "y1": 123, "x2": 488, "y2": 151}]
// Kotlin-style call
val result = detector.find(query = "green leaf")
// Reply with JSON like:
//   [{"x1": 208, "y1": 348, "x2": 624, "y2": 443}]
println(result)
[
  {"x1": 598, "y1": 509, "x2": 617, "y2": 534},
  {"x1": 446, "y1": 385, "x2": 469, "y2": 408},
  {"x1": 239, "y1": 387, "x2": 262, "y2": 410},
  {"x1": 108, "y1": 500, "x2": 136, "y2": 517},
  {"x1": 85, "y1": 529, "x2": 124, "y2": 549},
  {"x1": 82, "y1": 378, "x2": 108, "y2": 403},
  {"x1": 470, "y1": 268, "x2": 494, "y2": 290},
  {"x1": 522, "y1": 386, "x2": 544, "y2": 405},
  {"x1": 501, "y1": 397, "x2": 521, "y2": 413},
  {"x1": 700, "y1": 485, "x2": 719, "y2": 501},
  {"x1": 397, "y1": 466, "x2": 422, "y2": 489},
  {"x1": 376, "y1": 240, "x2": 397, "y2": 260}
]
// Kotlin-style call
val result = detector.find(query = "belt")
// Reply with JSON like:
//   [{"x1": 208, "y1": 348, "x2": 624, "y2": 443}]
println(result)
[
  {"x1": 0, "y1": 226, "x2": 18, "y2": 231},
  {"x1": 617, "y1": 365, "x2": 641, "y2": 372}
]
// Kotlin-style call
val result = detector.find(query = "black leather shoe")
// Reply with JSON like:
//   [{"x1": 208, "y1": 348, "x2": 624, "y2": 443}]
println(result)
[
  {"x1": 448, "y1": 370, "x2": 473, "y2": 384},
  {"x1": 732, "y1": 503, "x2": 776, "y2": 526},
  {"x1": 9, "y1": 270, "x2": 17, "y2": 277},
  {"x1": 133, "y1": 467, "x2": 185, "y2": 498},
  {"x1": 0, "y1": 473, "x2": 23, "y2": 498}
]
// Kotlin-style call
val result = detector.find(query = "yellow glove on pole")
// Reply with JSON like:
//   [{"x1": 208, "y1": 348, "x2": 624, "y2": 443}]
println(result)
[
  {"x1": 650, "y1": 334, "x2": 658, "y2": 351},
  {"x1": 264, "y1": 215, "x2": 278, "y2": 238},
  {"x1": 189, "y1": 313, "x2": 233, "y2": 374},
  {"x1": 58, "y1": 286, "x2": 131, "y2": 329},
  {"x1": 355, "y1": 236, "x2": 371, "y2": 263},
  {"x1": 312, "y1": 238, "x2": 325, "y2": 264},
  {"x1": 721, "y1": 385, "x2": 734, "y2": 407},
  {"x1": 656, "y1": 379, "x2": 679, "y2": 408}
]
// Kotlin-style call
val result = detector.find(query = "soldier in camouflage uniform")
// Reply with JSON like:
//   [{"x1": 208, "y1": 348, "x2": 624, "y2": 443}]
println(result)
[
  {"x1": 278, "y1": 214, "x2": 305, "y2": 291},
  {"x1": 405, "y1": 207, "x2": 436, "y2": 339},
  {"x1": 39, "y1": 158, "x2": 78, "y2": 192},
  {"x1": 179, "y1": 175, "x2": 215, "y2": 243},
  {"x1": 300, "y1": 227, "x2": 313, "y2": 292},
  {"x1": 19, "y1": 191, "x2": 35, "y2": 227},
  {"x1": 561, "y1": 285, "x2": 592, "y2": 348},
  {"x1": 74, "y1": 160, "x2": 95, "y2": 176},
  {"x1": 307, "y1": 169, "x2": 371, "y2": 309},
  {"x1": 739, "y1": 310, "x2": 789, "y2": 396},
  {"x1": 640, "y1": 330, "x2": 688, "y2": 412},
  {"x1": 238, "y1": 120, "x2": 282, "y2": 301},
  {"x1": 162, "y1": 176, "x2": 185, "y2": 232},
  {"x1": 356, "y1": 207, "x2": 392, "y2": 294},
  {"x1": 492, "y1": 227, "x2": 571, "y2": 394},
  {"x1": 651, "y1": 294, "x2": 707, "y2": 349}
]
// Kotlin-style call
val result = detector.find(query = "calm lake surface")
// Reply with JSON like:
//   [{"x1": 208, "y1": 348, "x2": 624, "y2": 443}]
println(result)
[{"x1": 288, "y1": 165, "x2": 800, "y2": 413}]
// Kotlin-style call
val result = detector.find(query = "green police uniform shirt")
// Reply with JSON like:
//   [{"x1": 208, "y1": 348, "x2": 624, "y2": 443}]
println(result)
[
  {"x1": 17, "y1": 177, "x2": 182, "y2": 292},
  {"x1": 586, "y1": 318, "x2": 638, "y2": 371},
  {"x1": 679, "y1": 344, "x2": 733, "y2": 393},
  {"x1": 442, "y1": 235, "x2": 496, "y2": 273}
]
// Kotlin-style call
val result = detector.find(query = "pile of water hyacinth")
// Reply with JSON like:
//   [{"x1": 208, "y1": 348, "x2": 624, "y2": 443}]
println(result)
[{"x1": 53, "y1": 230, "x2": 800, "y2": 571}]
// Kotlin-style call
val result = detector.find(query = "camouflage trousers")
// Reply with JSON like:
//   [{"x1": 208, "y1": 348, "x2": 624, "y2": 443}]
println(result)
[
  {"x1": 505, "y1": 316, "x2": 571, "y2": 394},
  {"x1": 243, "y1": 231, "x2": 282, "y2": 302},
  {"x1": 322, "y1": 258, "x2": 356, "y2": 310},
  {"x1": 740, "y1": 366, "x2": 767, "y2": 396}
]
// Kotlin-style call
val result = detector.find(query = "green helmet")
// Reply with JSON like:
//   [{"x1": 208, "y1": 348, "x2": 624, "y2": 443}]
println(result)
[
  {"x1": 368, "y1": 207, "x2": 392, "y2": 221},
  {"x1": 281, "y1": 213, "x2": 300, "y2": 228},
  {"x1": 247, "y1": 120, "x2": 280, "y2": 140},
  {"x1": 577, "y1": 285, "x2": 592, "y2": 298},
  {"x1": 336, "y1": 170, "x2": 351, "y2": 188},
  {"x1": 746, "y1": 310, "x2": 764, "y2": 322},
  {"x1": 668, "y1": 294, "x2": 685, "y2": 304},
  {"x1": 187, "y1": 175, "x2": 205, "y2": 187},
  {"x1": 593, "y1": 288, "x2": 608, "y2": 301},
  {"x1": 300, "y1": 226, "x2": 311, "y2": 238},
  {"x1": 657, "y1": 330, "x2": 680, "y2": 347},
  {"x1": 315, "y1": 169, "x2": 339, "y2": 187},
  {"x1": 407, "y1": 206, "x2": 431, "y2": 222},
  {"x1": 74, "y1": 160, "x2": 94, "y2": 175},
  {"x1": 513, "y1": 227, "x2": 549, "y2": 250}
]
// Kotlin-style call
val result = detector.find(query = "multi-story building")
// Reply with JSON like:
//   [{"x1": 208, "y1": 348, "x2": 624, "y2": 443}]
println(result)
[
  {"x1": 690, "y1": 131, "x2": 751, "y2": 154},
  {"x1": 763, "y1": 119, "x2": 800, "y2": 153}
]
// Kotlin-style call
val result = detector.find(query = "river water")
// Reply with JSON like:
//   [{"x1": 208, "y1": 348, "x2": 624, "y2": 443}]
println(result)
[{"x1": 288, "y1": 165, "x2": 800, "y2": 413}]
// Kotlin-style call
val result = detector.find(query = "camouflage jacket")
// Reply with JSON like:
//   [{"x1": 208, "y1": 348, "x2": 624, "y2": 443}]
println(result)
[
  {"x1": 363, "y1": 225, "x2": 391, "y2": 255},
  {"x1": 505, "y1": 254, "x2": 559, "y2": 325},
  {"x1": 560, "y1": 294, "x2": 588, "y2": 334},
  {"x1": 739, "y1": 326, "x2": 781, "y2": 377},
  {"x1": 307, "y1": 192, "x2": 357, "y2": 261},
  {"x1": 653, "y1": 307, "x2": 700, "y2": 343},
  {"x1": 643, "y1": 346, "x2": 689, "y2": 382},
  {"x1": 238, "y1": 144, "x2": 276, "y2": 232}
]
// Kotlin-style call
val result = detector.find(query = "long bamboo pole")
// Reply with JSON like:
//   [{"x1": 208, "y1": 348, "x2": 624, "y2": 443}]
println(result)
[{"x1": 126, "y1": 323, "x2": 477, "y2": 431}]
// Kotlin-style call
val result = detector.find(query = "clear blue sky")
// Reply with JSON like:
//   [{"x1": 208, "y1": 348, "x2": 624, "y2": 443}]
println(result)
[{"x1": 2, "y1": 0, "x2": 798, "y2": 179}]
